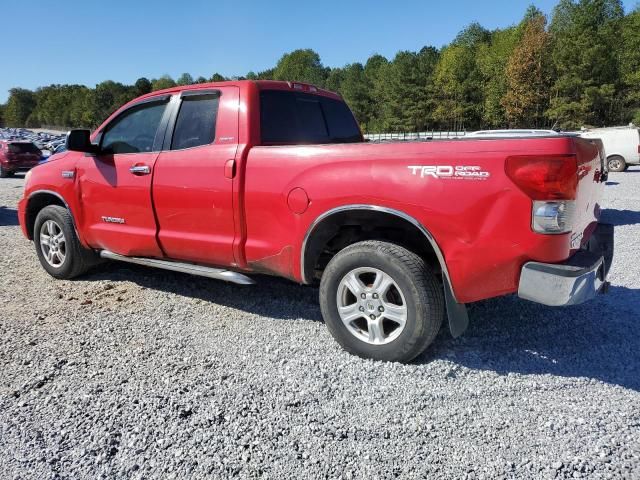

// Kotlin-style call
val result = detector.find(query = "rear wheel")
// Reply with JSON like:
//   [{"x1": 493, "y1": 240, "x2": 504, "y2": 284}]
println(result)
[
  {"x1": 319, "y1": 240, "x2": 444, "y2": 362},
  {"x1": 34, "y1": 205, "x2": 98, "y2": 279},
  {"x1": 0, "y1": 165, "x2": 13, "y2": 178},
  {"x1": 607, "y1": 156, "x2": 626, "y2": 172}
]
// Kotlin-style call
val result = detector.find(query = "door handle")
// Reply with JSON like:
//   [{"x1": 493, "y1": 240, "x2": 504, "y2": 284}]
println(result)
[
  {"x1": 224, "y1": 159, "x2": 236, "y2": 179},
  {"x1": 129, "y1": 165, "x2": 151, "y2": 175}
]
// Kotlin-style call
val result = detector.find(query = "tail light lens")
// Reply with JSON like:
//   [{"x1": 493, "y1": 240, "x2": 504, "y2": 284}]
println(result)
[{"x1": 505, "y1": 155, "x2": 578, "y2": 200}]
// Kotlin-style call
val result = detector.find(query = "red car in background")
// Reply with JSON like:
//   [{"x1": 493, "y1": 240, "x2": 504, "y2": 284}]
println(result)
[{"x1": 0, "y1": 140, "x2": 42, "y2": 177}]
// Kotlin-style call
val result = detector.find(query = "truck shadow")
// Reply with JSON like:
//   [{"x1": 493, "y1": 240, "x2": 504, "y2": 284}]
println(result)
[
  {"x1": 601, "y1": 208, "x2": 640, "y2": 227},
  {"x1": 423, "y1": 285, "x2": 640, "y2": 392},
  {"x1": 85, "y1": 263, "x2": 639, "y2": 391},
  {"x1": 0, "y1": 207, "x2": 19, "y2": 226}
]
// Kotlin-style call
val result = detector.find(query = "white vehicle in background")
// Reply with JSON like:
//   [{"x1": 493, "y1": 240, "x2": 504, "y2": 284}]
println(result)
[{"x1": 579, "y1": 125, "x2": 640, "y2": 172}]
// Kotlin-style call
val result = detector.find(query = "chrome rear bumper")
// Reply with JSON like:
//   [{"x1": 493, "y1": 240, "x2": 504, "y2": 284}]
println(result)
[{"x1": 518, "y1": 223, "x2": 614, "y2": 307}]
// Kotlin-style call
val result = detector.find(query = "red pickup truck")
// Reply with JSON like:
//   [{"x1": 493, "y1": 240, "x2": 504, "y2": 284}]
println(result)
[{"x1": 18, "y1": 80, "x2": 614, "y2": 362}]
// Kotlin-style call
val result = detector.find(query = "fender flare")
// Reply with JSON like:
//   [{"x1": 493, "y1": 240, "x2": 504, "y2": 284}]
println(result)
[
  {"x1": 27, "y1": 190, "x2": 82, "y2": 243},
  {"x1": 300, "y1": 204, "x2": 468, "y2": 337}
]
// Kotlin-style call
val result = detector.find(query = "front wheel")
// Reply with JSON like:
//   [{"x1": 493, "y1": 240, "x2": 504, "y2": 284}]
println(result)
[
  {"x1": 34, "y1": 205, "x2": 98, "y2": 279},
  {"x1": 319, "y1": 241, "x2": 444, "y2": 362}
]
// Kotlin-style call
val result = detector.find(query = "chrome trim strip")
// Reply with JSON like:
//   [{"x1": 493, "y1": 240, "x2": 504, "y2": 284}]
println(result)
[
  {"x1": 100, "y1": 250, "x2": 256, "y2": 285},
  {"x1": 300, "y1": 204, "x2": 457, "y2": 302}
]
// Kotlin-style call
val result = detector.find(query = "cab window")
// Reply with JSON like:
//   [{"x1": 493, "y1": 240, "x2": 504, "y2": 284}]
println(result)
[{"x1": 171, "y1": 94, "x2": 219, "y2": 150}]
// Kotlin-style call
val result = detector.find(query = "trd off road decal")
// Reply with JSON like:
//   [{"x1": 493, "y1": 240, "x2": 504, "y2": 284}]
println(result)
[{"x1": 408, "y1": 165, "x2": 490, "y2": 180}]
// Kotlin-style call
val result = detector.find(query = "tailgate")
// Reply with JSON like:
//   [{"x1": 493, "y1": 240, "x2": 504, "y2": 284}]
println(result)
[{"x1": 571, "y1": 137, "x2": 606, "y2": 250}]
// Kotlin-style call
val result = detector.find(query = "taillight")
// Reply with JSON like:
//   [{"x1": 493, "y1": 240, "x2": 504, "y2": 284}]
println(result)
[
  {"x1": 505, "y1": 155, "x2": 578, "y2": 200},
  {"x1": 506, "y1": 155, "x2": 579, "y2": 235}
]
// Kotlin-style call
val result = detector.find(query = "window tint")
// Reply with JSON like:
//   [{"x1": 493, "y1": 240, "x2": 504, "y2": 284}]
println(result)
[
  {"x1": 321, "y1": 99, "x2": 363, "y2": 143},
  {"x1": 9, "y1": 142, "x2": 41, "y2": 154},
  {"x1": 101, "y1": 101, "x2": 167, "y2": 154},
  {"x1": 171, "y1": 95, "x2": 219, "y2": 150},
  {"x1": 260, "y1": 90, "x2": 362, "y2": 145},
  {"x1": 295, "y1": 98, "x2": 329, "y2": 142}
]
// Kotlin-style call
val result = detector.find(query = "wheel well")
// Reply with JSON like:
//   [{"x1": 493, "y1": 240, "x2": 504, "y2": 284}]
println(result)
[
  {"x1": 303, "y1": 209, "x2": 442, "y2": 284},
  {"x1": 25, "y1": 193, "x2": 66, "y2": 239},
  {"x1": 607, "y1": 154, "x2": 625, "y2": 161}
]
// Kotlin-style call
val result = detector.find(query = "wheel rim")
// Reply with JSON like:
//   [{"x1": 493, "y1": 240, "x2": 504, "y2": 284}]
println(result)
[
  {"x1": 336, "y1": 267, "x2": 408, "y2": 345},
  {"x1": 40, "y1": 219, "x2": 66, "y2": 267},
  {"x1": 609, "y1": 159, "x2": 621, "y2": 171}
]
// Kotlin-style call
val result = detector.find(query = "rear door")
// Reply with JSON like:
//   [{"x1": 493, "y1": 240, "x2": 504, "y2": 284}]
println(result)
[
  {"x1": 152, "y1": 87, "x2": 239, "y2": 266},
  {"x1": 76, "y1": 96, "x2": 171, "y2": 257}
]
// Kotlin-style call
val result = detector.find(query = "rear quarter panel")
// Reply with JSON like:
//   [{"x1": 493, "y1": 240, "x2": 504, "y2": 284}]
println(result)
[{"x1": 244, "y1": 137, "x2": 584, "y2": 303}]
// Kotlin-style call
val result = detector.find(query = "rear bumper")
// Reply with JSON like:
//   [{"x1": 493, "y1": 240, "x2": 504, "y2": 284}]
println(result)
[
  {"x1": 517, "y1": 223, "x2": 614, "y2": 306},
  {"x1": 2, "y1": 162, "x2": 39, "y2": 172}
]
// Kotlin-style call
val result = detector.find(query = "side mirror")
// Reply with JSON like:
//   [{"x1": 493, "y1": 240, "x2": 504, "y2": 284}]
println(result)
[{"x1": 66, "y1": 129, "x2": 97, "y2": 153}]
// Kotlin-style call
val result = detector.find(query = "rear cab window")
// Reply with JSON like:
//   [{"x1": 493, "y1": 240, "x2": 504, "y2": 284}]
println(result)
[
  {"x1": 259, "y1": 90, "x2": 362, "y2": 145},
  {"x1": 8, "y1": 142, "x2": 41, "y2": 154}
]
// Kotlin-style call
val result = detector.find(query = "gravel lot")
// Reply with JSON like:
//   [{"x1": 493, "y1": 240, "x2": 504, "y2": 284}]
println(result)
[{"x1": 1, "y1": 169, "x2": 639, "y2": 479}]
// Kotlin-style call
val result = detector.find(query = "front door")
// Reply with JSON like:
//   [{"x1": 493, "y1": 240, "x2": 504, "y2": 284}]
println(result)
[
  {"x1": 152, "y1": 87, "x2": 239, "y2": 266},
  {"x1": 76, "y1": 97, "x2": 170, "y2": 257}
]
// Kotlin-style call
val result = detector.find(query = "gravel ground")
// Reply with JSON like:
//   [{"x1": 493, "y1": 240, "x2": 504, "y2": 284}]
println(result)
[{"x1": 0, "y1": 169, "x2": 639, "y2": 479}]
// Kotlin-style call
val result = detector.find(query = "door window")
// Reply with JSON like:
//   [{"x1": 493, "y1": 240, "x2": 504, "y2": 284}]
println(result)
[
  {"x1": 171, "y1": 95, "x2": 220, "y2": 150},
  {"x1": 101, "y1": 101, "x2": 167, "y2": 154}
]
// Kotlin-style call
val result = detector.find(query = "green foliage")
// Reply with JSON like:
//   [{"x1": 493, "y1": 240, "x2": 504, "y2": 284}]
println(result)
[
  {"x1": 476, "y1": 26, "x2": 520, "y2": 127},
  {"x1": 209, "y1": 73, "x2": 227, "y2": 82},
  {"x1": 176, "y1": 73, "x2": 194, "y2": 86},
  {"x1": 4, "y1": 88, "x2": 37, "y2": 127},
  {"x1": 546, "y1": 0, "x2": 624, "y2": 128},
  {"x1": 503, "y1": 14, "x2": 551, "y2": 127},
  {"x1": 151, "y1": 75, "x2": 177, "y2": 91},
  {"x1": 273, "y1": 49, "x2": 328, "y2": 86},
  {"x1": 375, "y1": 48, "x2": 439, "y2": 132},
  {"x1": 2, "y1": 2, "x2": 639, "y2": 132}
]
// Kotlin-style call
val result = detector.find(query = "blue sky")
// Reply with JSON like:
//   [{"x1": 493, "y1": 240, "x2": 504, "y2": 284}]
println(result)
[{"x1": 0, "y1": 0, "x2": 631, "y2": 102}]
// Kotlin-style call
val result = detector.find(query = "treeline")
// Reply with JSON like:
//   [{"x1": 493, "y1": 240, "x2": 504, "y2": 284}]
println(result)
[{"x1": 1, "y1": 0, "x2": 639, "y2": 132}]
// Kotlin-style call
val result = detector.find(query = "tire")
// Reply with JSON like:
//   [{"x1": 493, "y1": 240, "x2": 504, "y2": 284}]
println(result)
[
  {"x1": 0, "y1": 165, "x2": 13, "y2": 178},
  {"x1": 34, "y1": 205, "x2": 98, "y2": 279},
  {"x1": 607, "y1": 156, "x2": 626, "y2": 172},
  {"x1": 319, "y1": 240, "x2": 445, "y2": 362}
]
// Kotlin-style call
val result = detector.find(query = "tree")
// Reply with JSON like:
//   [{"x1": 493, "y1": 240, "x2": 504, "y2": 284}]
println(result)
[
  {"x1": 363, "y1": 55, "x2": 389, "y2": 132},
  {"x1": 134, "y1": 77, "x2": 152, "y2": 96},
  {"x1": 619, "y1": 7, "x2": 640, "y2": 123},
  {"x1": 176, "y1": 73, "x2": 194, "y2": 86},
  {"x1": 272, "y1": 49, "x2": 327, "y2": 86},
  {"x1": 195, "y1": 76, "x2": 208, "y2": 84},
  {"x1": 476, "y1": 25, "x2": 520, "y2": 127},
  {"x1": 375, "y1": 48, "x2": 439, "y2": 132},
  {"x1": 502, "y1": 13, "x2": 552, "y2": 127},
  {"x1": 546, "y1": 0, "x2": 624, "y2": 128},
  {"x1": 151, "y1": 75, "x2": 177, "y2": 91},
  {"x1": 209, "y1": 73, "x2": 227, "y2": 82},
  {"x1": 4, "y1": 88, "x2": 37, "y2": 127}
]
